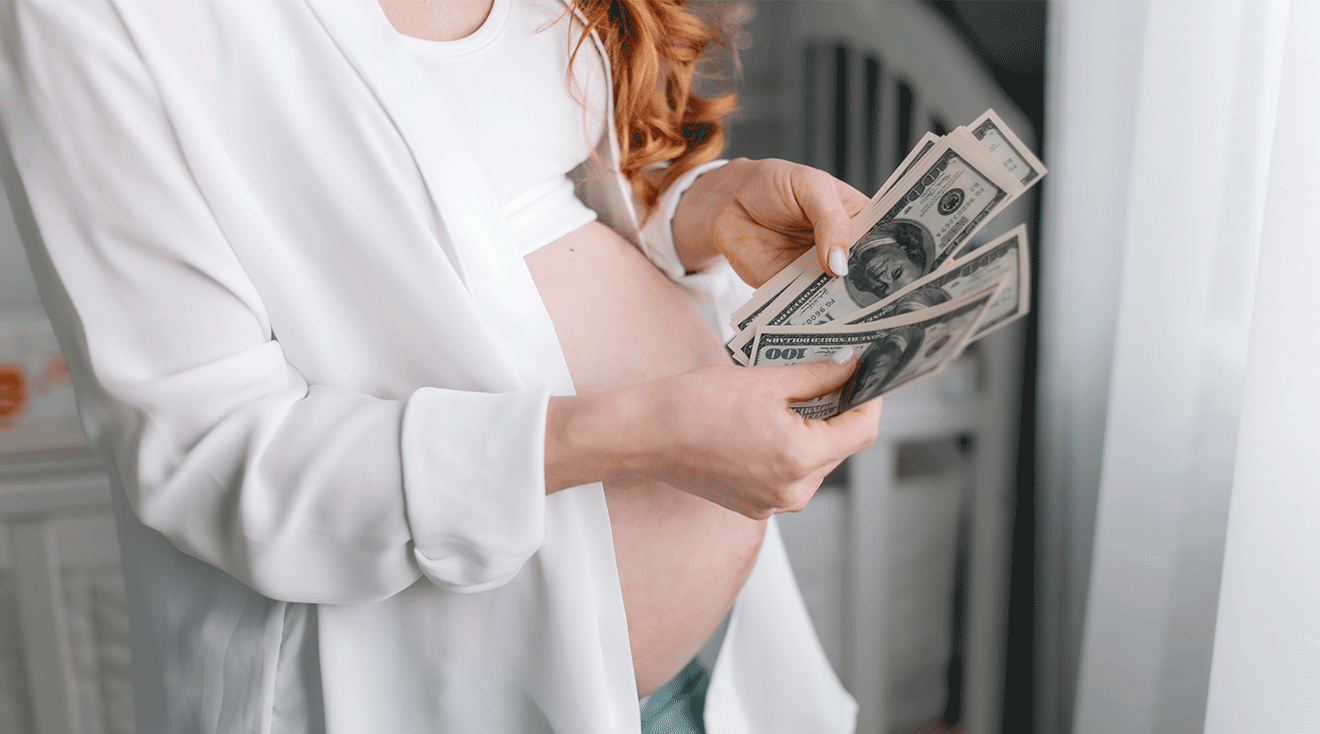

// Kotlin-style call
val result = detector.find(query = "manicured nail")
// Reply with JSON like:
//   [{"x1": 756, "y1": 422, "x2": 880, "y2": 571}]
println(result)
[
  {"x1": 828, "y1": 247, "x2": 849, "y2": 277},
  {"x1": 829, "y1": 346, "x2": 855, "y2": 365}
]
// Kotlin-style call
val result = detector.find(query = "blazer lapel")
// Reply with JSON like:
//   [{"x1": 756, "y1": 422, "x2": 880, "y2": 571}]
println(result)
[{"x1": 302, "y1": 0, "x2": 575, "y2": 393}]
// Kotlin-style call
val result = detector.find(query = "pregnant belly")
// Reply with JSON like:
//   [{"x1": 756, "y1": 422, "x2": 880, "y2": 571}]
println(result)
[{"x1": 525, "y1": 222, "x2": 767, "y2": 697}]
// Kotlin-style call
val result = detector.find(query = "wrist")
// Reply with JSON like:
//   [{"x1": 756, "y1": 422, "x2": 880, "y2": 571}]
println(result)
[
  {"x1": 664, "y1": 159, "x2": 735, "y2": 273},
  {"x1": 671, "y1": 188, "x2": 721, "y2": 273},
  {"x1": 544, "y1": 389, "x2": 646, "y2": 493}
]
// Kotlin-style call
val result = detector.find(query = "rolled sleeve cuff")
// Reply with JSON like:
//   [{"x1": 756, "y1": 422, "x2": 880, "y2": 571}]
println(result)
[
  {"x1": 639, "y1": 159, "x2": 754, "y2": 344},
  {"x1": 640, "y1": 158, "x2": 729, "y2": 280},
  {"x1": 400, "y1": 384, "x2": 553, "y2": 593}
]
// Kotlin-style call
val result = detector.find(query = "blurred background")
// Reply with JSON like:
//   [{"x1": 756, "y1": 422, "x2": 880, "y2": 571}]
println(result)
[
  {"x1": 3, "y1": 2, "x2": 1318, "y2": 734},
  {"x1": 706, "y1": 3, "x2": 1043, "y2": 732}
]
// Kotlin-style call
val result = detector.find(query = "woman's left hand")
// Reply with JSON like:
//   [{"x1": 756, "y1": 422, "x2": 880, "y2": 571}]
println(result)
[{"x1": 670, "y1": 158, "x2": 870, "y2": 287}]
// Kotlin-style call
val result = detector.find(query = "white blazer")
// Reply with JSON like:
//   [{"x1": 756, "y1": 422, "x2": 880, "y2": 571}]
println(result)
[{"x1": 0, "y1": 1, "x2": 857, "y2": 731}]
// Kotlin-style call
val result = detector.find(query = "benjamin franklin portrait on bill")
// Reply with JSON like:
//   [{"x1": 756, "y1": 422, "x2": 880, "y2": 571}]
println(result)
[
  {"x1": 844, "y1": 220, "x2": 938, "y2": 307},
  {"x1": 839, "y1": 323, "x2": 925, "y2": 409}
]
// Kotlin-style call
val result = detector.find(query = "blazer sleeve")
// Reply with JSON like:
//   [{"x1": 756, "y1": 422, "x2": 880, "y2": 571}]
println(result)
[
  {"x1": 0, "y1": 0, "x2": 549, "y2": 604},
  {"x1": 638, "y1": 160, "x2": 755, "y2": 345}
]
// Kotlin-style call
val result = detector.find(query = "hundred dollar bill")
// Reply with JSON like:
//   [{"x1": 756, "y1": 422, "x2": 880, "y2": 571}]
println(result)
[
  {"x1": 728, "y1": 109, "x2": 1040, "y2": 359},
  {"x1": 967, "y1": 109, "x2": 1047, "y2": 186},
  {"x1": 730, "y1": 129, "x2": 1024, "y2": 362},
  {"x1": 728, "y1": 131, "x2": 944, "y2": 335},
  {"x1": 853, "y1": 131, "x2": 943, "y2": 231},
  {"x1": 751, "y1": 284, "x2": 1001, "y2": 418},
  {"x1": 728, "y1": 256, "x2": 809, "y2": 334},
  {"x1": 845, "y1": 224, "x2": 1030, "y2": 340},
  {"x1": 728, "y1": 236, "x2": 897, "y2": 356}
]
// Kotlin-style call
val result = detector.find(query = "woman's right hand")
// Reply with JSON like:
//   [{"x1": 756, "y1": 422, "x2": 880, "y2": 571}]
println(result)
[{"x1": 545, "y1": 351, "x2": 882, "y2": 519}]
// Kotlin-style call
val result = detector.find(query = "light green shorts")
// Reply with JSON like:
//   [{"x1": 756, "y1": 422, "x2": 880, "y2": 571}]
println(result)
[{"x1": 639, "y1": 658, "x2": 709, "y2": 734}]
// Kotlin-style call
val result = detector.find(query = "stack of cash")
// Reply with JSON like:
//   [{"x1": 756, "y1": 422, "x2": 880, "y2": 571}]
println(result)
[{"x1": 727, "y1": 109, "x2": 1046, "y2": 418}]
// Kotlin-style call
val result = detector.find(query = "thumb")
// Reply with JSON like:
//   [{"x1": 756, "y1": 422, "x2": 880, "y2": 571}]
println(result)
[
  {"x1": 789, "y1": 167, "x2": 864, "y2": 277},
  {"x1": 768, "y1": 346, "x2": 859, "y2": 402}
]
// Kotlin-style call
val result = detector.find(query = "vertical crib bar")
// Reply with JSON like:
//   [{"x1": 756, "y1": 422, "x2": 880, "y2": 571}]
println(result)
[
  {"x1": 963, "y1": 330, "x2": 1023, "y2": 734},
  {"x1": 894, "y1": 79, "x2": 915, "y2": 171},
  {"x1": 846, "y1": 440, "x2": 897, "y2": 733},
  {"x1": 832, "y1": 44, "x2": 850, "y2": 182},
  {"x1": 10, "y1": 518, "x2": 83, "y2": 734},
  {"x1": 863, "y1": 55, "x2": 882, "y2": 194}
]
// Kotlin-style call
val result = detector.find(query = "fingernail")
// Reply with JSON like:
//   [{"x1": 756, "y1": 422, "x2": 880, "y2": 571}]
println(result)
[
  {"x1": 828, "y1": 247, "x2": 849, "y2": 277},
  {"x1": 829, "y1": 346, "x2": 855, "y2": 365}
]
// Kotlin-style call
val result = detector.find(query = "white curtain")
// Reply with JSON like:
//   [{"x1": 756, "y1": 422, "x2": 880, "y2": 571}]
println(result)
[
  {"x1": 1038, "y1": 0, "x2": 1319, "y2": 732},
  {"x1": 1203, "y1": 1, "x2": 1320, "y2": 730}
]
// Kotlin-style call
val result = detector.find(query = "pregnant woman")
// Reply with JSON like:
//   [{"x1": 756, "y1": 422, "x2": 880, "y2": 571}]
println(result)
[{"x1": 0, "y1": 0, "x2": 881, "y2": 731}]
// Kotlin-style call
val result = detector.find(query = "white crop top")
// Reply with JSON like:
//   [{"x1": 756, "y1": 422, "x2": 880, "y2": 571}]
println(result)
[{"x1": 404, "y1": 0, "x2": 609, "y2": 256}]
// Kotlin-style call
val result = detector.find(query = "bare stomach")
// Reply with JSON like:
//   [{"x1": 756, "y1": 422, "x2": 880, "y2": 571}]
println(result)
[{"x1": 525, "y1": 221, "x2": 766, "y2": 697}]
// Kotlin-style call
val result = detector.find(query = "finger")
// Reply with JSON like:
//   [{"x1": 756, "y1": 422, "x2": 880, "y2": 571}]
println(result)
[
  {"x1": 788, "y1": 166, "x2": 859, "y2": 278},
  {"x1": 836, "y1": 389, "x2": 883, "y2": 417},
  {"x1": 835, "y1": 178, "x2": 870, "y2": 217},
  {"x1": 757, "y1": 350, "x2": 859, "y2": 402},
  {"x1": 824, "y1": 396, "x2": 883, "y2": 454},
  {"x1": 784, "y1": 450, "x2": 854, "y2": 513},
  {"x1": 778, "y1": 471, "x2": 830, "y2": 514}
]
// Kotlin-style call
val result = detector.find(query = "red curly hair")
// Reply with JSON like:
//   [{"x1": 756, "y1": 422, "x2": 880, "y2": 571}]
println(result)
[{"x1": 572, "y1": 0, "x2": 737, "y2": 211}]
